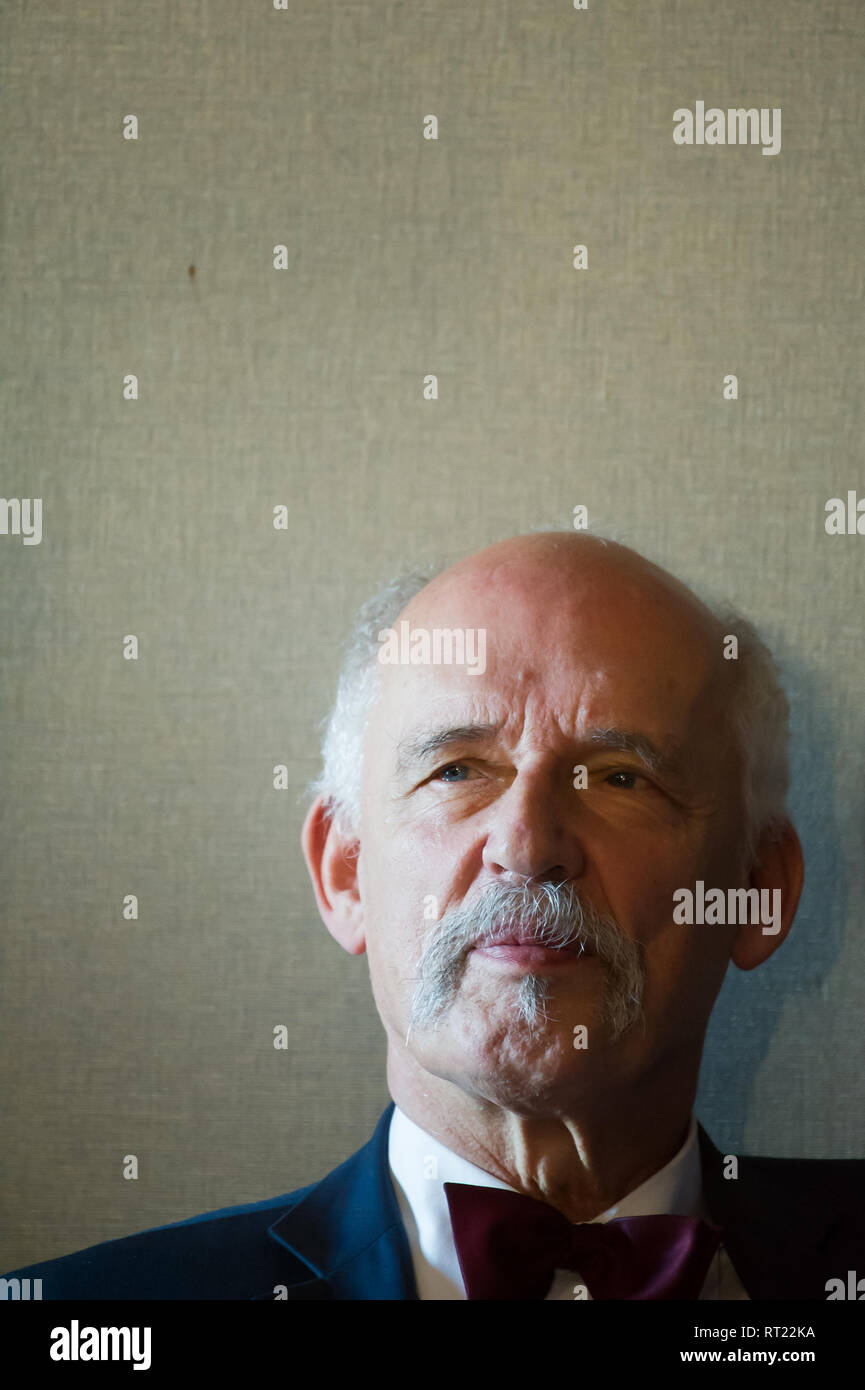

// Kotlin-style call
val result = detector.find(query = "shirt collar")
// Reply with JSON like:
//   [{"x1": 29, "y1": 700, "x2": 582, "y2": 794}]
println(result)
[
  {"x1": 389, "y1": 1103, "x2": 702, "y2": 1221},
  {"x1": 389, "y1": 1103, "x2": 704, "y2": 1296},
  {"x1": 389, "y1": 1106, "x2": 738, "y2": 1300}
]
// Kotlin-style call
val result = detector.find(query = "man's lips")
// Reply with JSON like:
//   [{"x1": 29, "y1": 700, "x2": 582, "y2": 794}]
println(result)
[{"x1": 471, "y1": 937, "x2": 597, "y2": 969}]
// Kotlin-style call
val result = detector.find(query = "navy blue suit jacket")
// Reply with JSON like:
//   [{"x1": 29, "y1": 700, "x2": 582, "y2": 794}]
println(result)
[{"x1": 4, "y1": 1103, "x2": 863, "y2": 1300}]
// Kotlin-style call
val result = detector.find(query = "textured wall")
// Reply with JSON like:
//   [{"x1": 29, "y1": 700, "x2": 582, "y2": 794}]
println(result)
[{"x1": 1, "y1": 0, "x2": 863, "y2": 1270}]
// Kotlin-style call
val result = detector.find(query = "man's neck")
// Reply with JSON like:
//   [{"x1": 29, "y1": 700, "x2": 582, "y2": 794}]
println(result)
[{"x1": 386, "y1": 1048, "x2": 697, "y2": 1225}]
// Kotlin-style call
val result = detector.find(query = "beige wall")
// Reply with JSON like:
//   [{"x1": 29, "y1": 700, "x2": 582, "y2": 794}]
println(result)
[{"x1": 2, "y1": 0, "x2": 863, "y2": 1269}]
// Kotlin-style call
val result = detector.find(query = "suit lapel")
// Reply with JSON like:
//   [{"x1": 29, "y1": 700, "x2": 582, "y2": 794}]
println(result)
[
  {"x1": 257, "y1": 1106, "x2": 848, "y2": 1300},
  {"x1": 697, "y1": 1123, "x2": 842, "y2": 1299},
  {"x1": 264, "y1": 1103, "x2": 418, "y2": 1300}
]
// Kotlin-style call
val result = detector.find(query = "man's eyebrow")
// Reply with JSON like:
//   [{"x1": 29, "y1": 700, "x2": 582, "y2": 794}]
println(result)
[
  {"x1": 394, "y1": 724, "x2": 499, "y2": 777},
  {"x1": 393, "y1": 723, "x2": 681, "y2": 778},
  {"x1": 585, "y1": 727, "x2": 681, "y2": 775}
]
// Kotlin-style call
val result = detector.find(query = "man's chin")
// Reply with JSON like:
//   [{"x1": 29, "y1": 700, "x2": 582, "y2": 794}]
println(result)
[
  {"x1": 427, "y1": 1037, "x2": 603, "y2": 1116},
  {"x1": 411, "y1": 954, "x2": 603, "y2": 1033},
  {"x1": 405, "y1": 979, "x2": 610, "y2": 1107}
]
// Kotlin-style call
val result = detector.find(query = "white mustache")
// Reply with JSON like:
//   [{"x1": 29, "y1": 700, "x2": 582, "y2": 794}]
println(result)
[{"x1": 407, "y1": 880, "x2": 645, "y2": 1037}]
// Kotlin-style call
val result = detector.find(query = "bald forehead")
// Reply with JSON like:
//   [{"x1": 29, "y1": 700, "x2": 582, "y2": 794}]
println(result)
[
  {"x1": 361, "y1": 534, "x2": 741, "y2": 810},
  {"x1": 402, "y1": 533, "x2": 721, "y2": 656},
  {"x1": 364, "y1": 535, "x2": 732, "y2": 777}
]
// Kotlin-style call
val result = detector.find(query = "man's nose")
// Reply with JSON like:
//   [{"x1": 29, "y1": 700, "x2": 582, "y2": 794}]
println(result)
[{"x1": 481, "y1": 766, "x2": 586, "y2": 883}]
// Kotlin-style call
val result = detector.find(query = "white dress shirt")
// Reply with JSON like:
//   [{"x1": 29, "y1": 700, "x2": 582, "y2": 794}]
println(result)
[{"x1": 388, "y1": 1104, "x2": 749, "y2": 1300}]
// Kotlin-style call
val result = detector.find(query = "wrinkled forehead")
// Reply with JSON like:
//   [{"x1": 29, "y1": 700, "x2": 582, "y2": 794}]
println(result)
[{"x1": 366, "y1": 562, "x2": 731, "y2": 763}]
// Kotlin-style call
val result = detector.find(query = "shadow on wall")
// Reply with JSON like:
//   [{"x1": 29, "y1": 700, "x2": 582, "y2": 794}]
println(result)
[{"x1": 695, "y1": 648, "x2": 848, "y2": 1156}]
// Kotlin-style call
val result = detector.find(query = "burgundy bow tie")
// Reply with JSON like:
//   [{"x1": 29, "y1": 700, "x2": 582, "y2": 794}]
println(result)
[{"x1": 444, "y1": 1182, "x2": 722, "y2": 1300}]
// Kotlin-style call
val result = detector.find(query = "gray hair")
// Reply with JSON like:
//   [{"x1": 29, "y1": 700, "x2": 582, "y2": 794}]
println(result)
[
  {"x1": 407, "y1": 879, "x2": 646, "y2": 1041},
  {"x1": 309, "y1": 546, "x2": 792, "y2": 867}
]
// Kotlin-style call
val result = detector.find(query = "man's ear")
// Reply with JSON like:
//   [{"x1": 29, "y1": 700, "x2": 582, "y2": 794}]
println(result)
[
  {"x1": 730, "y1": 819, "x2": 804, "y2": 971},
  {"x1": 301, "y1": 795, "x2": 366, "y2": 955}
]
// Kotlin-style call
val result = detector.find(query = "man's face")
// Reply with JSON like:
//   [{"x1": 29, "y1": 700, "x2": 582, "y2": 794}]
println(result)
[{"x1": 353, "y1": 547, "x2": 747, "y2": 1112}]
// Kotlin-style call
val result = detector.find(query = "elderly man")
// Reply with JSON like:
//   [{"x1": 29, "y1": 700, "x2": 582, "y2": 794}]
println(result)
[{"x1": 4, "y1": 531, "x2": 862, "y2": 1300}]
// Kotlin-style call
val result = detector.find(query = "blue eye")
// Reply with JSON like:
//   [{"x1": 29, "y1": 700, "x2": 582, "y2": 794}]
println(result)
[{"x1": 438, "y1": 764, "x2": 469, "y2": 781}]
